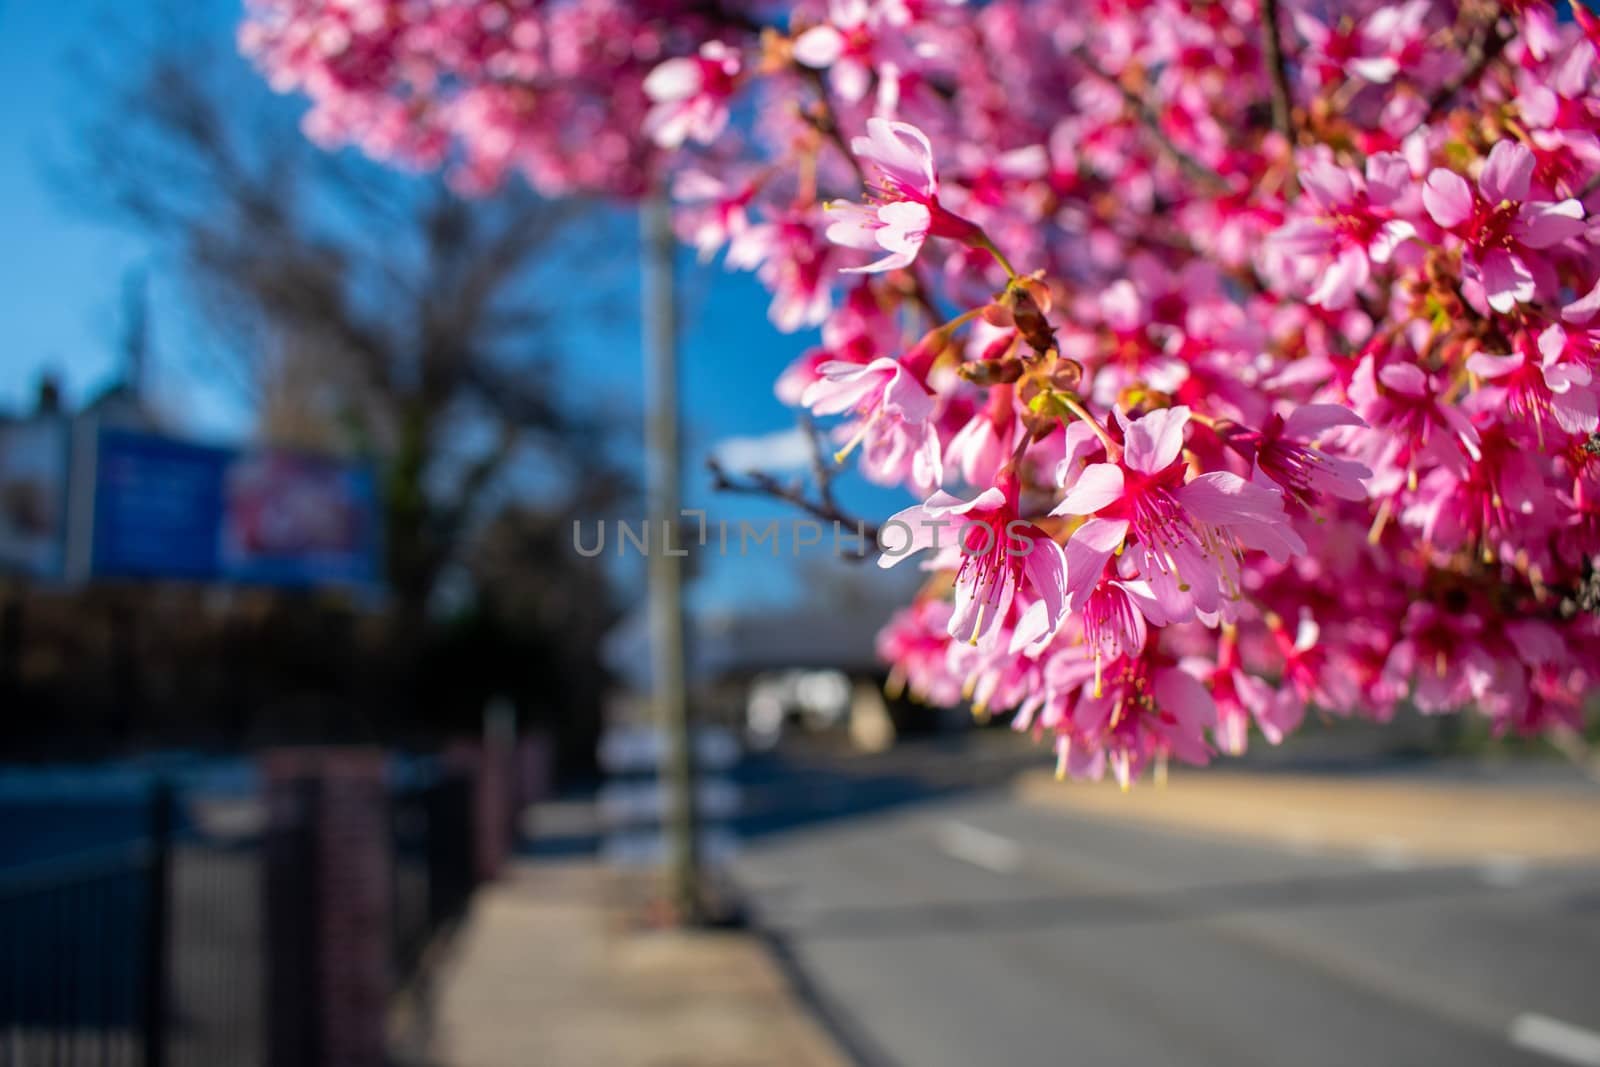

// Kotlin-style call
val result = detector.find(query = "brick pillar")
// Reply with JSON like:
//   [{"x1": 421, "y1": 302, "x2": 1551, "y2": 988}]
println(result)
[
  {"x1": 262, "y1": 748, "x2": 392, "y2": 1067},
  {"x1": 445, "y1": 740, "x2": 512, "y2": 881},
  {"x1": 515, "y1": 732, "x2": 554, "y2": 812}
]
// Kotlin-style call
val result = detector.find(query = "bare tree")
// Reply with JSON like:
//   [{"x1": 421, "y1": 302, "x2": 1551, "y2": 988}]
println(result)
[{"x1": 67, "y1": 26, "x2": 631, "y2": 620}]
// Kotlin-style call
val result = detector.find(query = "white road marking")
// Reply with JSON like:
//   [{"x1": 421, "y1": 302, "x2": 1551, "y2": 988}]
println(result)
[
  {"x1": 1509, "y1": 1013, "x2": 1600, "y2": 1066},
  {"x1": 935, "y1": 821, "x2": 1023, "y2": 874},
  {"x1": 1478, "y1": 853, "x2": 1531, "y2": 888}
]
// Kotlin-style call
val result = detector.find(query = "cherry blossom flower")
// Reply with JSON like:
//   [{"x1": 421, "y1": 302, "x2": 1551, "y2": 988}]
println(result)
[
  {"x1": 826, "y1": 118, "x2": 984, "y2": 274},
  {"x1": 803, "y1": 357, "x2": 942, "y2": 491},
  {"x1": 1467, "y1": 330, "x2": 1598, "y2": 438},
  {"x1": 1423, "y1": 141, "x2": 1587, "y2": 314},
  {"x1": 878, "y1": 472, "x2": 1068, "y2": 651},
  {"x1": 1224, "y1": 405, "x2": 1372, "y2": 503},
  {"x1": 1051, "y1": 406, "x2": 1305, "y2": 622},
  {"x1": 243, "y1": 0, "x2": 1600, "y2": 786},
  {"x1": 1293, "y1": 1, "x2": 1432, "y2": 87},
  {"x1": 642, "y1": 41, "x2": 742, "y2": 149},
  {"x1": 1269, "y1": 153, "x2": 1417, "y2": 309},
  {"x1": 792, "y1": 0, "x2": 879, "y2": 105}
]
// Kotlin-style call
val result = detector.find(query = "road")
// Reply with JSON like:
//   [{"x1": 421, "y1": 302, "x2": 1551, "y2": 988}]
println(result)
[{"x1": 732, "y1": 743, "x2": 1600, "y2": 1067}]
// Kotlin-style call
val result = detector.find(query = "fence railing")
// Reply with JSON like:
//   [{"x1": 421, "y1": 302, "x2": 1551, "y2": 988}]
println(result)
[
  {"x1": 0, "y1": 753, "x2": 487, "y2": 1067},
  {"x1": 390, "y1": 770, "x2": 474, "y2": 982}
]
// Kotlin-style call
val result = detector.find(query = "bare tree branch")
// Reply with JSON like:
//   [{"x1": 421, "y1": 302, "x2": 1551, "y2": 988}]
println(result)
[
  {"x1": 707, "y1": 419, "x2": 881, "y2": 560},
  {"x1": 1258, "y1": 0, "x2": 1298, "y2": 147},
  {"x1": 1423, "y1": 14, "x2": 1511, "y2": 124},
  {"x1": 1071, "y1": 47, "x2": 1233, "y2": 195}
]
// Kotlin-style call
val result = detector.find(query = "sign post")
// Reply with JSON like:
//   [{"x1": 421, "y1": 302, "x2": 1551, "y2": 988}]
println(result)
[{"x1": 643, "y1": 185, "x2": 701, "y2": 924}]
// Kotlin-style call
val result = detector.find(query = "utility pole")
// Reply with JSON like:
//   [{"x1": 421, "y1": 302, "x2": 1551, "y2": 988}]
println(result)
[{"x1": 643, "y1": 184, "x2": 700, "y2": 923}]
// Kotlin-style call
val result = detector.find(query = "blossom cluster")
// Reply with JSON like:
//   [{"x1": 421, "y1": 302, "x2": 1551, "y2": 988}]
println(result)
[{"x1": 243, "y1": 0, "x2": 1600, "y2": 785}]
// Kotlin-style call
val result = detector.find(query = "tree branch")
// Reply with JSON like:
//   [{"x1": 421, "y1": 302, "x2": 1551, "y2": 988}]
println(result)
[
  {"x1": 1423, "y1": 15, "x2": 1511, "y2": 123},
  {"x1": 1258, "y1": 0, "x2": 1297, "y2": 146},
  {"x1": 707, "y1": 418, "x2": 881, "y2": 560},
  {"x1": 1071, "y1": 48, "x2": 1233, "y2": 195}
]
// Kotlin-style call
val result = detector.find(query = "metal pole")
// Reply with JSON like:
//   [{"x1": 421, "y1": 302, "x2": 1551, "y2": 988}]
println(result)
[{"x1": 643, "y1": 184, "x2": 700, "y2": 923}]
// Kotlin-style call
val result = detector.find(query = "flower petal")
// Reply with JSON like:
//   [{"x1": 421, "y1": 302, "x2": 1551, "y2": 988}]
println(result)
[
  {"x1": 1422, "y1": 169, "x2": 1473, "y2": 229},
  {"x1": 1119, "y1": 405, "x2": 1190, "y2": 474},
  {"x1": 1053, "y1": 463, "x2": 1125, "y2": 515},
  {"x1": 1479, "y1": 248, "x2": 1536, "y2": 314},
  {"x1": 791, "y1": 26, "x2": 844, "y2": 68},
  {"x1": 1514, "y1": 199, "x2": 1586, "y2": 250},
  {"x1": 1063, "y1": 518, "x2": 1128, "y2": 611},
  {"x1": 1479, "y1": 140, "x2": 1534, "y2": 203}
]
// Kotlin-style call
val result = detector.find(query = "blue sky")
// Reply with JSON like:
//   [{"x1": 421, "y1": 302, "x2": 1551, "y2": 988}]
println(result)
[{"x1": 0, "y1": 0, "x2": 905, "y2": 610}]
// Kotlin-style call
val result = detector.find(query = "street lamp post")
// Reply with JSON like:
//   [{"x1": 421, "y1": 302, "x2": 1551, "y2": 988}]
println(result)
[{"x1": 642, "y1": 185, "x2": 701, "y2": 924}]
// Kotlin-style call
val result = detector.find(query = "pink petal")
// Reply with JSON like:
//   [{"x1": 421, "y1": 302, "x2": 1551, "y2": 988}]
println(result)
[
  {"x1": 1023, "y1": 535, "x2": 1070, "y2": 631},
  {"x1": 642, "y1": 58, "x2": 701, "y2": 102},
  {"x1": 1563, "y1": 278, "x2": 1600, "y2": 324},
  {"x1": 1118, "y1": 405, "x2": 1190, "y2": 474},
  {"x1": 1053, "y1": 463, "x2": 1125, "y2": 515},
  {"x1": 1306, "y1": 246, "x2": 1369, "y2": 309},
  {"x1": 1178, "y1": 472, "x2": 1306, "y2": 561},
  {"x1": 801, "y1": 360, "x2": 884, "y2": 415},
  {"x1": 1063, "y1": 518, "x2": 1129, "y2": 610},
  {"x1": 791, "y1": 25, "x2": 844, "y2": 68},
  {"x1": 1345, "y1": 56, "x2": 1399, "y2": 83},
  {"x1": 873, "y1": 200, "x2": 932, "y2": 253},
  {"x1": 839, "y1": 248, "x2": 917, "y2": 274},
  {"x1": 823, "y1": 201, "x2": 886, "y2": 250},
  {"x1": 1479, "y1": 140, "x2": 1535, "y2": 203},
  {"x1": 1479, "y1": 249, "x2": 1536, "y2": 314},
  {"x1": 876, "y1": 502, "x2": 945, "y2": 567},
  {"x1": 853, "y1": 117, "x2": 937, "y2": 198},
  {"x1": 1465, "y1": 352, "x2": 1519, "y2": 380},
  {"x1": 1378, "y1": 362, "x2": 1428, "y2": 395},
  {"x1": 1299, "y1": 160, "x2": 1357, "y2": 210},
  {"x1": 1368, "y1": 219, "x2": 1415, "y2": 264},
  {"x1": 1514, "y1": 199, "x2": 1586, "y2": 249},
  {"x1": 1422, "y1": 169, "x2": 1473, "y2": 229},
  {"x1": 1364, "y1": 152, "x2": 1412, "y2": 204},
  {"x1": 1552, "y1": 388, "x2": 1599, "y2": 434},
  {"x1": 1282, "y1": 403, "x2": 1366, "y2": 439}
]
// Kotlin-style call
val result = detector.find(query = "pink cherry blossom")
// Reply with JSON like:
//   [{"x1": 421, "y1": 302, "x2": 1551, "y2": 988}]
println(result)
[
  {"x1": 642, "y1": 41, "x2": 741, "y2": 149},
  {"x1": 1223, "y1": 404, "x2": 1373, "y2": 504},
  {"x1": 825, "y1": 118, "x2": 984, "y2": 274},
  {"x1": 1467, "y1": 329, "x2": 1598, "y2": 438},
  {"x1": 1423, "y1": 141, "x2": 1587, "y2": 314},
  {"x1": 243, "y1": 0, "x2": 1600, "y2": 787},
  {"x1": 1051, "y1": 406, "x2": 1305, "y2": 622},
  {"x1": 879, "y1": 472, "x2": 1068, "y2": 652},
  {"x1": 1269, "y1": 153, "x2": 1417, "y2": 309},
  {"x1": 802, "y1": 357, "x2": 942, "y2": 491}
]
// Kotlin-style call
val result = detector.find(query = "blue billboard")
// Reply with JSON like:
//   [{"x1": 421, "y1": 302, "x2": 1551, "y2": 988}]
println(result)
[{"x1": 91, "y1": 429, "x2": 381, "y2": 588}]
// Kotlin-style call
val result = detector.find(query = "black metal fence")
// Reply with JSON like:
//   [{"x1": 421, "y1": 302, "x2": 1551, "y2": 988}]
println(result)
[
  {"x1": 390, "y1": 772, "x2": 475, "y2": 980},
  {"x1": 0, "y1": 760, "x2": 481, "y2": 1067}
]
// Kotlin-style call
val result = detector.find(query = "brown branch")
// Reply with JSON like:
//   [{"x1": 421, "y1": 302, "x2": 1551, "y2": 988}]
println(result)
[
  {"x1": 706, "y1": 419, "x2": 881, "y2": 559},
  {"x1": 1423, "y1": 15, "x2": 1511, "y2": 123},
  {"x1": 1258, "y1": 0, "x2": 1297, "y2": 146},
  {"x1": 799, "y1": 68, "x2": 867, "y2": 187},
  {"x1": 1071, "y1": 47, "x2": 1233, "y2": 195}
]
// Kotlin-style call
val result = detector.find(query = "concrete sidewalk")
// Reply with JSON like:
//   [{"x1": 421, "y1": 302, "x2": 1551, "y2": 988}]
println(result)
[
  {"x1": 428, "y1": 861, "x2": 848, "y2": 1067},
  {"x1": 1017, "y1": 767, "x2": 1600, "y2": 863}
]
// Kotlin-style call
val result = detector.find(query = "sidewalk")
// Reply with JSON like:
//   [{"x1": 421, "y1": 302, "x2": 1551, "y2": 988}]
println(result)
[
  {"x1": 1016, "y1": 767, "x2": 1600, "y2": 862},
  {"x1": 428, "y1": 861, "x2": 848, "y2": 1067}
]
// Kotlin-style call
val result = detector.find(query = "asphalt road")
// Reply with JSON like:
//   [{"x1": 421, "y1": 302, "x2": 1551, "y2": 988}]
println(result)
[{"x1": 732, "y1": 747, "x2": 1600, "y2": 1067}]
